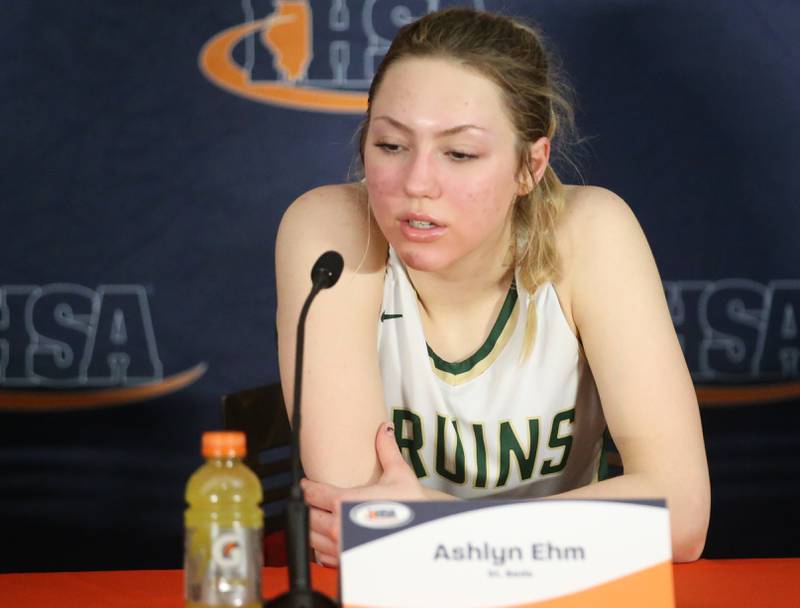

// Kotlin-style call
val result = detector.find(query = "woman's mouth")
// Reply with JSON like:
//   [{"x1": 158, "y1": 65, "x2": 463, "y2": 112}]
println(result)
[
  {"x1": 400, "y1": 217, "x2": 447, "y2": 242},
  {"x1": 408, "y1": 219, "x2": 436, "y2": 229}
]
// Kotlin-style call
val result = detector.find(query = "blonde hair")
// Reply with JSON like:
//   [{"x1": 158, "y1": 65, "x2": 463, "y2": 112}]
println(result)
[{"x1": 359, "y1": 8, "x2": 577, "y2": 355}]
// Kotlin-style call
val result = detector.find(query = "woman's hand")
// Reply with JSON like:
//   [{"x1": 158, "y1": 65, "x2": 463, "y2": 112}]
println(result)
[{"x1": 302, "y1": 422, "x2": 427, "y2": 567}]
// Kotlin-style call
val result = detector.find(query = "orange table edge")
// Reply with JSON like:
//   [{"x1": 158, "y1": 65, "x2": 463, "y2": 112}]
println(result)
[{"x1": 0, "y1": 558, "x2": 798, "y2": 608}]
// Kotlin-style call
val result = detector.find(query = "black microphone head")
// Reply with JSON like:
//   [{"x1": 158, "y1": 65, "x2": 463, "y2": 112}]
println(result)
[{"x1": 311, "y1": 250, "x2": 344, "y2": 289}]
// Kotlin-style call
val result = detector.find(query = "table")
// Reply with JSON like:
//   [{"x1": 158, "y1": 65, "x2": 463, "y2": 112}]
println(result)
[{"x1": 1, "y1": 559, "x2": 797, "y2": 607}]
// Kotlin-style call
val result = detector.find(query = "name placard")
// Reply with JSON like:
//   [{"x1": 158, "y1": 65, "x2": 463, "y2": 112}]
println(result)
[{"x1": 340, "y1": 499, "x2": 674, "y2": 608}]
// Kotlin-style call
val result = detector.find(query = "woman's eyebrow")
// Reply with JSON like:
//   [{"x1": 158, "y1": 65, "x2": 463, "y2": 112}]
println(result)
[{"x1": 372, "y1": 115, "x2": 487, "y2": 137}]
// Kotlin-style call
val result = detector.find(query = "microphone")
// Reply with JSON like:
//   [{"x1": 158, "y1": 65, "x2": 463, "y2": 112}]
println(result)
[
  {"x1": 266, "y1": 251, "x2": 342, "y2": 608},
  {"x1": 311, "y1": 250, "x2": 344, "y2": 290}
]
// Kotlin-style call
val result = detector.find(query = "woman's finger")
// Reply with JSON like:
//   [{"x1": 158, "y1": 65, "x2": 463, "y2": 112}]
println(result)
[
  {"x1": 301, "y1": 478, "x2": 340, "y2": 512},
  {"x1": 309, "y1": 506, "x2": 339, "y2": 542},
  {"x1": 309, "y1": 529, "x2": 338, "y2": 557},
  {"x1": 315, "y1": 551, "x2": 339, "y2": 568}
]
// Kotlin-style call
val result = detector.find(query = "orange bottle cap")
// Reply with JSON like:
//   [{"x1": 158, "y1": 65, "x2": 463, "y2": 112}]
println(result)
[{"x1": 202, "y1": 431, "x2": 246, "y2": 458}]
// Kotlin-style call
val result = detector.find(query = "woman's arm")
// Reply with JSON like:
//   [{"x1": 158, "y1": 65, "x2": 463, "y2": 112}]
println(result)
[
  {"x1": 555, "y1": 186, "x2": 710, "y2": 562},
  {"x1": 275, "y1": 183, "x2": 389, "y2": 487}
]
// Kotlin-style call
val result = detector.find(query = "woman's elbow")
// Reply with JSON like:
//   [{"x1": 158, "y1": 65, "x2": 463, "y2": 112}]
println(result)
[
  {"x1": 673, "y1": 526, "x2": 707, "y2": 563},
  {"x1": 671, "y1": 481, "x2": 710, "y2": 563}
]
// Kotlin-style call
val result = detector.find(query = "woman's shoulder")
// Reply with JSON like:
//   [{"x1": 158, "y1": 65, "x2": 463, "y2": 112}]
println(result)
[
  {"x1": 553, "y1": 185, "x2": 651, "y2": 333},
  {"x1": 281, "y1": 182, "x2": 369, "y2": 230},
  {"x1": 560, "y1": 185, "x2": 637, "y2": 233},
  {"x1": 556, "y1": 185, "x2": 644, "y2": 266},
  {"x1": 277, "y1": 182, "x2": 388, "y2": 269}
]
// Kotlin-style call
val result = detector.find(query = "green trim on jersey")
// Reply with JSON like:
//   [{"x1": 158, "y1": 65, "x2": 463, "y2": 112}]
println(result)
[{"x1": 427, "y1": 282, "x2": 519, "y2": 385}]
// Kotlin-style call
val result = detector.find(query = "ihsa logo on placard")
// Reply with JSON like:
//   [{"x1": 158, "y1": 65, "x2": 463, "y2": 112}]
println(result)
[{"x1": 199, "y1": 0, "x2": 485, "y2": 113}]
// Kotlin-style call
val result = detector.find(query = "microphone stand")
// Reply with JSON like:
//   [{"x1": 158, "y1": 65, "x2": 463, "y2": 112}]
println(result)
[{"x1": 265, "y1": 253, "x2": 341, "y2": 608}]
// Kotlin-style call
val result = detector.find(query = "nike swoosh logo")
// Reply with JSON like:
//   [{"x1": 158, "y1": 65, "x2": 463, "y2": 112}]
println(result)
[{"x1": 381, "y1": 312, "x2": 403, "y2": 322}]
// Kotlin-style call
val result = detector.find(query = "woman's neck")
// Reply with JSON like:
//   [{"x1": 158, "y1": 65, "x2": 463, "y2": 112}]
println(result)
[
  {"x1": 404, "y1": 235, "x2": 515, "y2": 326},
  {"x1": 408, "y1": 260, "x2": 510, "y2": 311},
  {"x1": 404, "y1": 246, "x2": 514, "y2": 363}
]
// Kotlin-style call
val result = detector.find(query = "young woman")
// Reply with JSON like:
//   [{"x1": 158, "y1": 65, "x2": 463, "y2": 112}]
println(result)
[{"x1": 275, "y1": 8, "x2": 709, "y2": 565}]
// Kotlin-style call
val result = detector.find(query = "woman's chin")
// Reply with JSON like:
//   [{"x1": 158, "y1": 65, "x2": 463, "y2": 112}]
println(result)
[{"x1": 393, "y1": 246, "x2": 452, "y2": 273}]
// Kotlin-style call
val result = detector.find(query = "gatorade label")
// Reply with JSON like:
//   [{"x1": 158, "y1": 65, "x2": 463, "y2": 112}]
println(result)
[
  {"x1": 185, "y1": 524, "x2": 262, "y2": 606},
  {"x1": 212, "y1": 531, "x2": 245, "y2": 568}
]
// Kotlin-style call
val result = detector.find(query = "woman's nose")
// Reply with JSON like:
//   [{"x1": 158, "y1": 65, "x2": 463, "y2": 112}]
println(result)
[{"x1": 403, "y1": 150, "x2": 441, "y2": 199}]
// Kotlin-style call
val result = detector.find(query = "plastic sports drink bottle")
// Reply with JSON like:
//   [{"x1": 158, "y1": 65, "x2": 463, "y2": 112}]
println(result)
[{"x1": 184, "y1": 431, "x2": 263, "y2": 608}]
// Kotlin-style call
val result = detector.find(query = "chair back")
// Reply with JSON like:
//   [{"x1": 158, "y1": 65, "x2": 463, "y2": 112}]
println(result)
[{"x1": 222, "y1": 383, "x2": 292, "y2": 564}]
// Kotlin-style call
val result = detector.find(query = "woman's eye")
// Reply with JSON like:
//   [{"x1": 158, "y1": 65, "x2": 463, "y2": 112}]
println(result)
[
  {"x1": 447, "y1": 150, "x2": 478, "y2": 161},
  {"x1": 375, "y1": 142, "x2": 402, "y2": 154}
]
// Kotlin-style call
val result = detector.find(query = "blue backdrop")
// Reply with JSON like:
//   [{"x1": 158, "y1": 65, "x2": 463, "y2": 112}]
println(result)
[{"x1": 1, "y1": 1, "x2": 798, "y2": 571}]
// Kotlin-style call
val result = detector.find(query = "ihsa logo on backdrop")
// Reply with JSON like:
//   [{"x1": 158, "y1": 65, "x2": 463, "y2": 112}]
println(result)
[
  {"x1": 200, "y1": 0, "x2": 485, "y2": 113},
  {"x1": 0, "y1": 284, "x2": 206, "y2": 411},
  {"x1": 666, "y1": 279, "x2": 800, "y2": 406}
]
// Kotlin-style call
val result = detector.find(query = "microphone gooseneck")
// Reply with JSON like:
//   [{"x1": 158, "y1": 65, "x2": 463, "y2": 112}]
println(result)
[
  {"x1": 265, "y1": 251, "x2": 342, "y2": 608},
  {"x1": 292, "y1": 251, "x2": 343, "y2": 485}
]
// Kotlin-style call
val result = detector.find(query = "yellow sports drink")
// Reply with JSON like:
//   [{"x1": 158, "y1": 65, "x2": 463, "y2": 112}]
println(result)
[{"x1": 184, "y1": 431, "x2": 263, "y2": 608}]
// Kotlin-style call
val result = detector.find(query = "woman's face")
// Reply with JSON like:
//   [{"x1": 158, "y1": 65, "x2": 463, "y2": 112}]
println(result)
[{"x1": 364, "y1": 57, "x2": 525, "y2": 274}]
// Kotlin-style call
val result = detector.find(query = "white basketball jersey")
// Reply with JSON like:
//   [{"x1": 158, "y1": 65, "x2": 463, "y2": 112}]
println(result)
[{"x1": 378, "y1": 247, "x2": 606, "y2": 499}]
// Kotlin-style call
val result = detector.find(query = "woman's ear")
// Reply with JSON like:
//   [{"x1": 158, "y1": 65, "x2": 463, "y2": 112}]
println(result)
[{"x1": 517, "y1": 137, "x2": 551, "y2": 195}]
